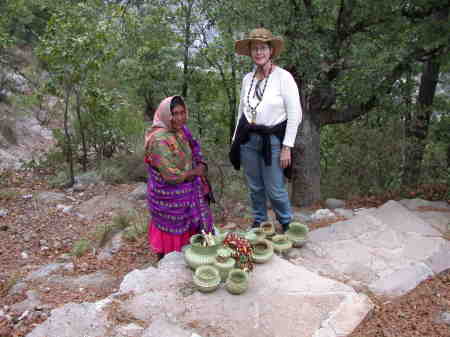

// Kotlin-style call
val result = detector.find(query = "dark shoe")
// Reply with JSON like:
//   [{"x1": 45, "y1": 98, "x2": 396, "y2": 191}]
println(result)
[
  {"x1": 281, "y1": 222, "x2": 290, "y2": 232},
  {"x1": 156, "y1": 252, "x2": 165, "y2": 261},
  {"x1": 251, "y1": 221, "x2": 260, "y2": 229}
]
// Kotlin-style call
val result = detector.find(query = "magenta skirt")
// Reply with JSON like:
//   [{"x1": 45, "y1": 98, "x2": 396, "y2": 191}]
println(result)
[{"x1": 148, "y1": 219, "x2": 199, "y2": 254}]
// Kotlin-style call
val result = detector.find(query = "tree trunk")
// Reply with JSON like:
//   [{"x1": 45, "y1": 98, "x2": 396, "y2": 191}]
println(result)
[
  {"x1": 182, "y1": 0, "x2": 193, "y2": 98},
  {"x1": 144, "y1": 91, "x2": 156, "y2": 122},
  {"x1": 291, "y1": 106, "x2": 321, "y2": 207},
  {"x1": 401, "y1": 6, "x2": 447, "y2": 187},
  {"x1": 446, "y1": 143, "x2": 450, "y2": 170},
  {"x1": 63, "y1": 85, "x2": 75, "y2": 187},
  {"x1": 402, "y1": 57, "x2": 440, "y2": 187},
  {"x1": 75, "y1": 89, "x2": 88, "y2": 172}
]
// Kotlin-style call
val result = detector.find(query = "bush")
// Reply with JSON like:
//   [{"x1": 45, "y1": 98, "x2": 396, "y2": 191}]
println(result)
[
  {"x1": 98, "y1": 164, "x2": 125, "y2": 184},
  {"x1": 321, "y1": 116, "x2": 404, "y2": 199},
  {"x1": 70, "y1": 239, "x2": 91, "y2": 257},
  {"x1": 112, "y1": 212, "x2": 134, "y2": 229},
  {"x1": 48, "y1": 170, "x2": 70, "y2": 188},
  {"x1": 0, "y1": 189, "x2": 19, "y2": 201},
  {"x1": 122, "y1": 213, "x2": 147, "y2": 242},
  {"x1": 98, "y1": 149, "x2": 147, "y2": 184},
  {"x1": 0, "y1": 271, "x2": 21, "y2": 297},
  {"x1": 95, "y1": 211, "x2": 147, "y2": 245}
]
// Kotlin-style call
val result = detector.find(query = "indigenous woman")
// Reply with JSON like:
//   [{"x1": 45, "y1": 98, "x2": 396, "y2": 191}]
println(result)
[
  {"x1": 145, "y1": 96, "x2": 214, "y2": 260},
  {"x1": 230, "y1": 28, "x2": 302, "y2": 231}
]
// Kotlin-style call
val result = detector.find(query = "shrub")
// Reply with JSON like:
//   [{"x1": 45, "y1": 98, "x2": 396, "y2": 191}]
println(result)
[
  {"x1": 0, "y1": 271, "x2": 21, "y2": 297},
  {"x1": 70, "y1": 239, "x2": 91, "y2": 257},
  {"x1": 0, "y1": 189, "x2": 19, "y2": 201},
  {"x1": 98, "y1": 164, "x2": 125, "y2": 184},
  {"x1": 112, "y1": 212, "x2": 134, "y2": 229},
  {"x1": 123, "y1": 221, "x2": 147, "y2": 242},
  {"x1": 48, "y1": 170, "x2": 70, "y2": 188},
  {"x1": 97, "y1": 148, "x2": 147, "y2": 184}
]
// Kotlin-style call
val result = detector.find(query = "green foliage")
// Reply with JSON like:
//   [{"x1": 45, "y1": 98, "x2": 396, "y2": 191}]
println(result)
[
  {"x1": 122, "y1": 214, "x2": 147, "y2": 242},
  {"x1": 70, "y1": 239, "x2": 91, "y2": 257},
  {"x1": 94, "y1": 223, "x2": 115, "y2": 248},
  {"x1": 96, "y1": 211, "x2": 147, "y2": 244},
  {"x1": 0, "y1": 189, "x2": 19, "y2": 201},
  {"x1": 97, "y1": 146, "x2": 147, "y2": 184},
  {"x1": 98, "y1": 164, "x2": 126, "y2": 184},
  {"x1": 198, "y1": 142, "x2": 249, "y2": 221},
  {"x1": 430, "y1": 114, "x2": 450, "y2": 145},
  {"x1": 0, "y1": 0, "x2": 52, "y2": 46},
  {"x1": 321, "y1": 111, "x2": 405, "y2": 198},
  {"x1": 37, "y1": 1, "x2": 118, "y2": 85},
  {"x1": 0, "y1": 271, "x2": 21, "y2": 297},
  {"x1": 112, "y1": 213, "x2": 134, "y2": 230},
  {"x1": 421, "y1": 141, "x2": 448, "y2": 184},
  {"x1": 47, "y1": 170, "x2": 69, "y2": 188},
  {"x1": 2, "y1": 0, "x2": 448, "y2": 204}
]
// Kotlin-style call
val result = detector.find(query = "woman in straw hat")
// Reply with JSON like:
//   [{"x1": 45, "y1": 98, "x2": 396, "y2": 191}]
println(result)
[{"x1": 230, "y1": 28, "x2": 302, "y2": 232}]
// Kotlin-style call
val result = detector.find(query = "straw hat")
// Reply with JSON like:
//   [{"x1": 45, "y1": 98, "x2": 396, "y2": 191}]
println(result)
[{"x1": 235, "y1": 28, "x2": 284, "y2": 59}]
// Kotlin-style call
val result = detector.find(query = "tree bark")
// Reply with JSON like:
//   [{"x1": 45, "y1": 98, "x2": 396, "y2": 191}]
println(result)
[
  {"x1": 182, "y1": 0, "x2": 194, "y2": 98},
  {"x1": 402, "y1": 57, "x2": 441, "y2": 186},
  {"x1": 63, "y1": 84, "x2": 75, "y2": 187},
  {"x1": 291, "y1": 105, "x2": 321, "y2": 207},
  {"x1": 447, "y1": 143, "x2": 450, "y2": 170},
  {"x1": 75, "y1": 88, "x2": 88, "y2": 172}
]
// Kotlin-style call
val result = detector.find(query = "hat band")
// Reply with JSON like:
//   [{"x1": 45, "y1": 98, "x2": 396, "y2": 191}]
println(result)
[{"x1": 249, "y1": 34, "x2": 273, "y2": 40}]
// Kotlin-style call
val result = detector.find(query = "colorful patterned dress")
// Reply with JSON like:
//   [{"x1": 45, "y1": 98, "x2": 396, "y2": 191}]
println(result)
[{"x1": 145, "y1": 126, "x2": 213, "y2": 254}]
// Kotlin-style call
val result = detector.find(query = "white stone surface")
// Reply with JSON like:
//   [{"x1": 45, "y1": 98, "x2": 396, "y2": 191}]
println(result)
[
  {"x1": 26, "y1": 300, "x2": 111, "y2": 337},
  {"x1": 24, "y1": 199, "x2": 450, "y2": 336},
  {"x1": 293, "y1": 200, "x2": 449, "y2": 297},
  {"x1": 325, "y1": 198, "x2": 346, "y2": 209}
]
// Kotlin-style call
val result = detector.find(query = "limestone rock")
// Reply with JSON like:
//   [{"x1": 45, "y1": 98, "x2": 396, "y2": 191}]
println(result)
[
  {"x1": 325, "y1": 198, "x2": 346, "y2": 209},
  {"x1": 128, "y1": 183, "x2": 147, "y2": 201},
  {"x1": 35, "y1": 192, "x2": 66, "y2": 204},
  {"x1": 26, "y1": 299, "x2": 111, "y2": 337},
  {"x1": 76, "y1": 194, "x2": 136, "y2": 219}
]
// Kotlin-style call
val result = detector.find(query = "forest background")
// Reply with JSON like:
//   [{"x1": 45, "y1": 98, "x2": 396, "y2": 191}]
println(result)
[{"x1": 1, "y1": 0, "x2": 449, "y2": 214}]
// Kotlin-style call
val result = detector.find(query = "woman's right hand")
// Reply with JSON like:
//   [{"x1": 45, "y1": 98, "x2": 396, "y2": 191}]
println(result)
[
  {"x1": 184, "y1": 164, "x2": 206, "y2": 181},
  {"x1": 192, "y1": 164, "x2": 206, "y2": 177}
]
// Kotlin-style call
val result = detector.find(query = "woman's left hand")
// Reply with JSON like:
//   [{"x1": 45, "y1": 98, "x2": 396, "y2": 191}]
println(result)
[{"x1": 280, "y1": 146, "x2": 291, "y2": 169}]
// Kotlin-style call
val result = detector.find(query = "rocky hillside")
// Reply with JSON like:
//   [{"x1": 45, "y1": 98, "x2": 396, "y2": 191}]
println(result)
[{"x1": 0, "y1": 102, "x2": 57, "y2": 171}]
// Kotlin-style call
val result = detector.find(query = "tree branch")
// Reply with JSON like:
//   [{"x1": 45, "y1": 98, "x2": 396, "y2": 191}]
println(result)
[
  {"x1": 290, "y1": 0, "x2": 301, "y2": 15},
  {"x1": 320, "y1": 40, "x2": 449, "y2": 125},
  {"x1": 401, "y1": 1, "x2": 449, "y2": 21},
  {"x1": 320, "y1": 56, "x2": 412, "y2": 125}
]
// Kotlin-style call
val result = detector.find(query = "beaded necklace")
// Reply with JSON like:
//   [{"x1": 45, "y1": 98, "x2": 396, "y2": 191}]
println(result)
[{"x1": 246, "y1": 62, "x2": 273, "y2": 124}]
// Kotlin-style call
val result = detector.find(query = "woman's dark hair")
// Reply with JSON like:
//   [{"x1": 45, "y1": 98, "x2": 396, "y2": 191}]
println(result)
[{"x1": 170, "y1": 96, "x2": 185, "y2": 113}]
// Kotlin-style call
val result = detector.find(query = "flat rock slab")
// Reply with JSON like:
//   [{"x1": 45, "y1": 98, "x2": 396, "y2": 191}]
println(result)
[
  {"x1": 26, "y1": 299, "x2": 111, "y2": 337},
  {"x1": 399, "y1": 199, "x2": 450, "y2": 211},
  {"x1": 292, "y1": 200, "x2": 450, "y2": 297},
  {"x1": 47, "y1": 271, "x2": 117, "y2": 290},
  {"x1": 27, "y1": 253, "x2": 372, "y2": 337},
  {"x1": 76, "y1": 194, "x2": 136, "y2": 219}
]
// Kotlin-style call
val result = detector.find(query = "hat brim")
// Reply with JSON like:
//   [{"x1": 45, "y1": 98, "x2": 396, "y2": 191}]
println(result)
[{"x1": 235, "y1": 37, "x2": 284, "y2": 59}]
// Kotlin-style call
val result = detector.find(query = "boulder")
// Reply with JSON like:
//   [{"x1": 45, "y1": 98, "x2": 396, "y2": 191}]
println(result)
[
  {"x1": 292, "y1": 200, "x2": 449, "y2": 297},
  {"x1": 325, "y1": 198, "x2": 346, "y2": 209},
  {"x1": 76, "y1": 194, "x2": 136, "y2": 219},
  {"x1": 128, "y1": 183, "x2": 147, "y2": 201},
  {"x1": 35, "y1": 192, "x2": 66, "y2": 204}
]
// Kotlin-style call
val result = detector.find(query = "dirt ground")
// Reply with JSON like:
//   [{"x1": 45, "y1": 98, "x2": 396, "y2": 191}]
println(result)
[{"x1": 0, "y1": 170, "x2": 449, "y2": 337}]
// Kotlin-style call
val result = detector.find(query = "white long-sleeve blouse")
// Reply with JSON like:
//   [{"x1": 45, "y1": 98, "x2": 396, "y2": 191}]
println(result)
[{"x1": 234, "y1": 66, "x2": 302, "y2": 147}]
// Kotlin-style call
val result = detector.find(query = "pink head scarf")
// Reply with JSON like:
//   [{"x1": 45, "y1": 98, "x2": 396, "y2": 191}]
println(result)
[{"x1": 145, "y1": 96, "x2": 187, "y2": 150}]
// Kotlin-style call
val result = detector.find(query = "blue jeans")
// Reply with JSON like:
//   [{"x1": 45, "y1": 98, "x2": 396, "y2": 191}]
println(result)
[{"x1": 240, "y1": 133, "x2": 292, "y2": 225}]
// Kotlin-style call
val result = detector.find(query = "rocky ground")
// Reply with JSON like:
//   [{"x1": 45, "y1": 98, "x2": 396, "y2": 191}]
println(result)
[{"x1": 0, "y1": 169, "x2": 449, "y2": 337}]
